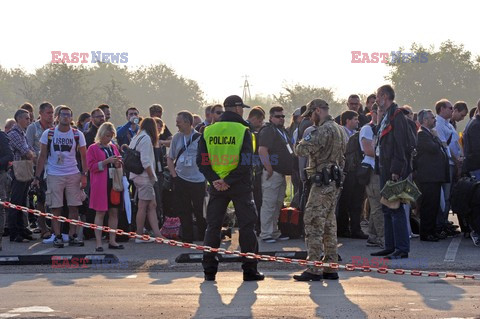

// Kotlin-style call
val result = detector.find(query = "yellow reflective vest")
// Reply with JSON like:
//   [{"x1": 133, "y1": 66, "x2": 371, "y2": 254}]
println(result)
[{"x1": 203, "y1": 122, "x2": 247, "y2": 179}]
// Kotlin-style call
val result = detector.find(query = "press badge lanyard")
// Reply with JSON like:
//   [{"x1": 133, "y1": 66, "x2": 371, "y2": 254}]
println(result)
[
  {"x1": 183, "y1": 134, "x2": 193, "y2": 155},
  {"x1": 276, "y1": 128, "x2": 293, "y2": 154}
]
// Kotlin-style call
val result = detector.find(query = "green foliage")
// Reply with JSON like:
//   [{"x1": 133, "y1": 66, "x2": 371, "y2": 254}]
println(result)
[
  {"x1": 0, "y1": 62, "x2": 205, "y2": 127},
  {"x1": 273, "y1": 84, "x2": 345, "y2": 116},
  {"x1": 386, "y1": 40, "x2": 480, "y2": 110}
]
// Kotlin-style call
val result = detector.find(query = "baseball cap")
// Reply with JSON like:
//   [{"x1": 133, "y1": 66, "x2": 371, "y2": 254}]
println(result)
[
  {"x1": 302, "y1": 99, "x2": 329, "y2": 117},
  {"x1": 293, "y1": 108, "x2": 302, "y2": 116},
  {"x1": 224, "y1": 95, "x2": 250, "y2": 108}
]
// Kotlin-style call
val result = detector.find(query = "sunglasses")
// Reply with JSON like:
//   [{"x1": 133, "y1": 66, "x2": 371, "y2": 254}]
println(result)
[
  {"x1": 273, "y1": 115, "x2": 285, "y2": 119},
  {"x1": 215, "y1": 111, "x2": 224, "y2": 115}
]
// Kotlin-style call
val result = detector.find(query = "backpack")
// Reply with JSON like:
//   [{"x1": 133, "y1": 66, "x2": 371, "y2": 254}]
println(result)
[
  {"x1": 160, "y1": 217, "x2": 181, "y2": 240},
  {"x1": 451, "y1": 176, "x2": 480, "y2": 218},
  {"x1": 344, "y1": 123, "x2": 375, "y2": 173},
  {"x1": 47, "y1": 127, "x2": 80, "y2": 157},
  {"x1": 122, "y1": 136, "x2": 145, "y2": 175}
]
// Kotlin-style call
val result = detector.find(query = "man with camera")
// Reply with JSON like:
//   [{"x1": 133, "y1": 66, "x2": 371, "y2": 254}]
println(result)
[
  {"x1": 117, "y1": 107, "x2": 140, "y2": 148},
  {"x1": 293, "y1": 99, "x2": 347, "y2": 281}
]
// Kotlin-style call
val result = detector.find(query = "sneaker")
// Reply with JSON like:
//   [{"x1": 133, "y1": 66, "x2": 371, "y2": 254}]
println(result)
[
  {"x1": 43, "y1": 233, "x2": 56, "y2": 244},
  {"x1": 410, "y1": 233, "x2": 420, "y2": 238},
  {"x1": 277, "y1": 235, "x2": 290, "y2": 241},
  {"x1": 471, "y1": 231, "x2": 480, "y2": 247},
  {"x1": 135, "y1": 238, "x2": 155, "y2": 244},
  {"x1": 69, "y1": 234, "x2": 85, "y2": 247},
  {"x1": 53, "y1": 236, "x2": 64, "y2": 248},
  {"x1": 262, "y1": 237, "x2": 276, "y2": 243}
]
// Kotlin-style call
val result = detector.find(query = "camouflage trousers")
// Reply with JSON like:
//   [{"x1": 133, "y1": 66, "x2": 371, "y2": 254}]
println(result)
[{"x1": 303, "y1": 184, "x2": 340, "y2": 274}]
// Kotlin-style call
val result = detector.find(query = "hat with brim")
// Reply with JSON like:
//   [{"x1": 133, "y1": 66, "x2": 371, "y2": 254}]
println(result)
[
  {"x1": 302, "y1": 99, "x2": 329, "y2": 117},
  {"x1": 224, "y1": 95, "x2": 250, "y2": 108}
]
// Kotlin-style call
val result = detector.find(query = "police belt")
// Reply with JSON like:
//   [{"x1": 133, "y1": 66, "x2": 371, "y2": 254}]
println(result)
[{"x1": 309, "y1": 165, "x2": 342, "y2": 187}]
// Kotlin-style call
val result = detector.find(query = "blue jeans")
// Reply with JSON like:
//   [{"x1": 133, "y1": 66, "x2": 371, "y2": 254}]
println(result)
[{"x1": 379, "y1": 172, "x2": 410, "y2": 253}]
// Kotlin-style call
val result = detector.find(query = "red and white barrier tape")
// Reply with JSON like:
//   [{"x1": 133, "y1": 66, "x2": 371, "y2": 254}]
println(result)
[{"x1": 2, "y1": 200, "x2": 478, "y2": 280}]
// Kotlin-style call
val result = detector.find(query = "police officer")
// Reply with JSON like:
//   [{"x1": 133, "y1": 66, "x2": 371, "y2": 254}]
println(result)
[
  {"x1": 196, "y1": 95, "x2": 264, "y2": 282},
  {"x1": 293, "y1": 99, "x2": 347, "y2": 281}
]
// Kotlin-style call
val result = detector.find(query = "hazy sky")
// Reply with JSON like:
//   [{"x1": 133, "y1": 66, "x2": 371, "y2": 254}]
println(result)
[{"x1": 1, "y1": 0, "x2": 479, "y2": 103}]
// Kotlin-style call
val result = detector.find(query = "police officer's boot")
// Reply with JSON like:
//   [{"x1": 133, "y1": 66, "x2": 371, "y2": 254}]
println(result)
[
  {"x1": 293, "y1": 271, "x2": 322, "y2": 281},
  {"x1": 243, "y1": 271, "x2": 265, "y2": 281},
  {"x1": 204, "y1": 273, "x2": 216, "y2": 281}
]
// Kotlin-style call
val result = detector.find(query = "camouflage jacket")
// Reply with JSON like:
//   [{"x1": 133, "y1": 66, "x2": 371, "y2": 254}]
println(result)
[{"x1": 295, "y1": 116, "x2": 347, "y2": 178}]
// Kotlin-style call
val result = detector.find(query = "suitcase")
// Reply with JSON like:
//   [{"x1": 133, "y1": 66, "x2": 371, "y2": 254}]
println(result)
[{"x1": 278, "y1": 207, "x2": 304, "y2": 239}]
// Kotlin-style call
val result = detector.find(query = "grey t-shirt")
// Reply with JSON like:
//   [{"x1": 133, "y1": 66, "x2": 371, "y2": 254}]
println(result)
[{"x1": 168, "y1": 130, "x2": 205, "y2": 183}]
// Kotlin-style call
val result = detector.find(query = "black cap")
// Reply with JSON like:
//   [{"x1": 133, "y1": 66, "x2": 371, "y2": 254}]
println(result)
[
  {"x1": 224, "y1": 95, "x2": 250, "y2": 108},
  {"x1": 302, "y1": 99, "x2": 329, "y2": 117}
]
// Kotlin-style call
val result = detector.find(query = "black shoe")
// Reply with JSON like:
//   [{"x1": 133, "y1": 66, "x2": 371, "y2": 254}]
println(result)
[
  {"x1": 243, "y1": 271, "x2": 265, "y2": 281},
  {"x1": 108, "y1": 244, "x2": 125, "y2": 249},
  {"x1": 371, "y1": 249, "x2": 395, "y2": 256},
  {"x1": 53, "y1": 236, "x2": 64, "y2": 248},
  {"x1": 69, "y1": 234, "x2": 84, "y2": 247},
  {"x1": 322, "y1": 272, "x2": 339, "y2": 280},
  {"x1": 95, "y1": 247, "x2": 104, "y2": 252},
  {"x1": 350, "y1": 231, "x2": 368, "y2": 239},
  {"x1": 436, "y1": 231, "x2": 447, "y2": 239},
  {"x1": 11, "y1": 236, "x2": 30, "y2": 243},
  {"x1": 384, "y1": 251, "x2": 408, "y2": 260},
  {"x1": 23, "y1": 228, "x2": 33, "y2": 236},
  {"x1": 22, "y1": 234, "x2": 34, "y2": 241},
  {"x1": 420, "y1": 235, "x2": 439, "y2": 242},
  {"x1": 204, "y1": 273, "x2": 216, "y2": 281},
  {"x1": 445, "y1": 228, "x2": 460, "y2": 237},
  {"x1": 293, "y1": 271, "x2": 322, "y2": 281}
]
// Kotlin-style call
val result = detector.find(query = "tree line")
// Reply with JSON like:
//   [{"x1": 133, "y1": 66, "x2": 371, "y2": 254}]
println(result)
[{"x1": 1, "y1": 40, "x2": 479, "y2": 129}]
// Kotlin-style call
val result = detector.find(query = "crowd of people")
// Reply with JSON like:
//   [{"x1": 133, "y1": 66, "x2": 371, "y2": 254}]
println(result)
[{"x1": 0, "y1": 86, "x2": 479, "y2": 282}]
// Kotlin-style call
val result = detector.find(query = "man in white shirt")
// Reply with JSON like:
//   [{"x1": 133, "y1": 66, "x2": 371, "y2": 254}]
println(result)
[
  {"x1": 360, "y1": 104, "x2": 384, "y2": 248},
  {"x1": 33, "y1": 106, "x2": 88, "y2": 248},
  {"x1": 434, "y1": 99, "x2": 456, "y2": 235}
]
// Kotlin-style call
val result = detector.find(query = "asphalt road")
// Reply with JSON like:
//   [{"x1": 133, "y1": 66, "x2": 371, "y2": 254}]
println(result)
[
  {"x1": 1, "y1": 271, "x2": 479, "y2": 318},
  {"x1": 1, "y1": 215, "x2": 480, "y2": 318}
]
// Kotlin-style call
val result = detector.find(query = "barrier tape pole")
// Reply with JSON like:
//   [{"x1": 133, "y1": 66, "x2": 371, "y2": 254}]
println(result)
[{"x1": 2, "y1": 200, "x2": 478, "y2": 280}]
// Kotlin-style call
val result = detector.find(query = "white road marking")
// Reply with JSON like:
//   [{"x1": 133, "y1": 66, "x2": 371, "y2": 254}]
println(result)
[
  {"x1": 8, "y1": 306, "x2": 54, "y2": 313},
  {"x1": 32, "y1": 248, "x2": 57, "y2": 255},
  {"x1": 444, "y1": 236, "x2": 462, "y2": 262}
]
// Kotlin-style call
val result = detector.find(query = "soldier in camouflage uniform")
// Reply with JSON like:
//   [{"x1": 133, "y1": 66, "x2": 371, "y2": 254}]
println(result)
[{"x1": 293, "y1": 99, "x2": 347, "y2": 281}]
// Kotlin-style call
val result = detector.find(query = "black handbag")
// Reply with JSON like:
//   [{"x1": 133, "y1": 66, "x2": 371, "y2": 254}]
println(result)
[
  {"x1": 122, "y1": 136, "x2": 145, "y2": 175},
  {"x1": 356, "y1": 162, "x2": 373, "y2": 186}
]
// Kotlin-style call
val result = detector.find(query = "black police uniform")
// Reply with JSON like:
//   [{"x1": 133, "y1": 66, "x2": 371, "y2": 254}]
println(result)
[{"x1": 196, "y1": 111, "x2": 262, "y2": 280}]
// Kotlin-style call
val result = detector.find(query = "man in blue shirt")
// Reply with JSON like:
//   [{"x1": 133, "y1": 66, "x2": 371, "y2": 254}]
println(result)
[
  {"x1": 117, "y1": 107, "x2": 140, "y2": 148},
  {"x1": 434, "y1": 99, "x2": 457, "y2": 236}
]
